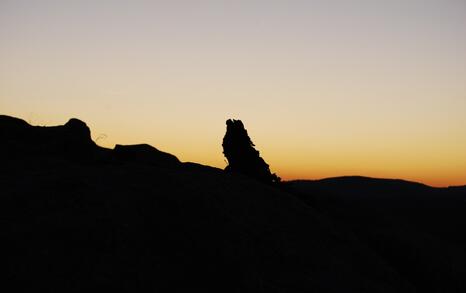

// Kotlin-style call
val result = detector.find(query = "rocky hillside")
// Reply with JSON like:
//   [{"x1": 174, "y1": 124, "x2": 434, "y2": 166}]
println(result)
[{"x1": 1, "y1": 115, "x2": 463, "y2": 292}]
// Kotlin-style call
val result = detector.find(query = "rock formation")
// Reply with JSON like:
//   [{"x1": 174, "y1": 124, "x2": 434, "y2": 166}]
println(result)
[{"x1": 222, "y1": 119, "x2": 280, "y2": 184}]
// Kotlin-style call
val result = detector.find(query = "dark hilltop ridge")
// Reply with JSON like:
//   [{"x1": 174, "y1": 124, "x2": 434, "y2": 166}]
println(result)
[{"x1": 1, "y1": 115, "x2": 465, "y2": 292}]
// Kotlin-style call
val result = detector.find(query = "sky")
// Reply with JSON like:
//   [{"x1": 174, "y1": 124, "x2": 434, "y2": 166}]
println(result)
[{"x1": 1, "y1": 0, "x2": 466, "y2": 187}]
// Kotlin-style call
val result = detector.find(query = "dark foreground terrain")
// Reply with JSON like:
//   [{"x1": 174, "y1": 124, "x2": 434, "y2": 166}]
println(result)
[{"x1": 1, "y1": 115, "x2": 465, "y2": 292}]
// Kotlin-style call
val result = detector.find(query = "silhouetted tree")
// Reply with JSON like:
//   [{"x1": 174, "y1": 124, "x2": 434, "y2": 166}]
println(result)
[{"x1": 222, "y1": 119, "x2": 280, "y2": 184}]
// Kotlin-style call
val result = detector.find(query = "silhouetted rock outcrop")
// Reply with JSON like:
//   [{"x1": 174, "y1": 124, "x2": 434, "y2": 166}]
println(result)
[
  {"x1": 222, "y1": 119, "x2": 280, "y2": 184},
  {"x1": 0, "y1": 115, "x2": 96, "y2": 158}
]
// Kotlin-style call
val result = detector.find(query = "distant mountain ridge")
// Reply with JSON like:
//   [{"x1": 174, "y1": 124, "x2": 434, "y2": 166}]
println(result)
[
  {"x1": 292, "y1": 175, "x2": 465, "y2": 190},
  {"x1": 288, "y1": 175, "x2": 466, "y2": 202}
]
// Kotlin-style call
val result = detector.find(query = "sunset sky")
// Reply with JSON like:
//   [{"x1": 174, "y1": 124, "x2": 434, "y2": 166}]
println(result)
[{"x1": 1, "y1": 0, "x2": 465, "y2": 186}]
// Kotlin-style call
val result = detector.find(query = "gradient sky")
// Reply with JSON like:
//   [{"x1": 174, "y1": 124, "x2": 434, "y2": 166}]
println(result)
[{"x1": 1, "y1": 0, "x2": 466, "y2": 186}]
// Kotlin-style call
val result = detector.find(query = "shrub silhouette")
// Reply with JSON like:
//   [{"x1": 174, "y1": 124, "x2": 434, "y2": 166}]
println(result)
[{"x1": 222, "y1": 119, "x2": 280, "y2": 184}]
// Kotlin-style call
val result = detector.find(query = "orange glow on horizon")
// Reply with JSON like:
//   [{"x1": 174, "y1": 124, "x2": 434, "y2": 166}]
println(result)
[{"x1": 1, "y1": 1, "x2": 465, "y2": 188}]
